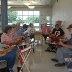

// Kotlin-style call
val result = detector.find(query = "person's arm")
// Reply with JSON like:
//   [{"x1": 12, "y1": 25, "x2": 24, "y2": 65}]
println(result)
[
  {"x1": 60, "y1": 28, "x2": 65, "y2": 36},
  {"x1": 52, "y1": 28, "x2": 55, "y2": 34},
  {"x1": 23, "y1": 28, "x2": 30, "y2": 34},
  {"x1": 60, "y1": 37, "x2": 68, "y2": 42},
  {"x1": 50, "y1": 28, "x2": 55, "y2": 37},
  {"x1": 59, "y1": 41, "x2": 72, "y2": 49}
]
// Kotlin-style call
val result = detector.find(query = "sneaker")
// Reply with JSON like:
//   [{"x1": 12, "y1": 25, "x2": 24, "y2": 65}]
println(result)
[
  {"x1": 17, "y1": 66, "x2": 21, "y2": 72},
  {"x1": 17, "y1": 66, "x2": 23, "y2": 72},
  {"x1": 55, "y1": 63, "x2": 65, "y2": 67},
  {"x1": 51, "y1": 58, "x2": 58, "y2": 62}
]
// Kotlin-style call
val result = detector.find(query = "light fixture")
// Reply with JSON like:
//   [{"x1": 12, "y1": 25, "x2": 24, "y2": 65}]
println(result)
[
  {"x1": 8, "y1": 1, "x2": 13, "y2": 4},
  {"x1": 24, "y1": 0, "x2": 37, "y2": 9},
  {"x1": 28, "y1": 5, "x2": 35, "y2": 9},
  {"x1": 8, "y1": 6, "x2": 11, "y2": 9},
  {"x1": 24, "y1": 2, "x2": 31, "y2": 6}
]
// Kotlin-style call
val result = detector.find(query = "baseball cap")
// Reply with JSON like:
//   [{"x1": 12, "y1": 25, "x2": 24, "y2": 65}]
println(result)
[{"x1": 67, "y1": 24, "x2": 72, "y2": 29}]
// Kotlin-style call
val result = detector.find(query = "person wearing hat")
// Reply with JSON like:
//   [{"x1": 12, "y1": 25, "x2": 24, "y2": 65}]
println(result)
[{"x1": 53, "y1": 24, "x2": 72, "y2": 67}]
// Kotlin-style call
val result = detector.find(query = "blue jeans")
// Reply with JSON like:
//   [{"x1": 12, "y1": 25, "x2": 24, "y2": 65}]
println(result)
[
  {"x1": 0, "y1": 47, "x2": 17, "y2": 69},
  {"x1": 56, "y1": 47, "x2": 72, "y2": 63}
]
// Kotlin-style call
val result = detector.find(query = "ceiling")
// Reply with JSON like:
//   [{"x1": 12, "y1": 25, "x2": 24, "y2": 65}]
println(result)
[{"x1": 0, "y1": 0, "x2": 56, "y2": 7}]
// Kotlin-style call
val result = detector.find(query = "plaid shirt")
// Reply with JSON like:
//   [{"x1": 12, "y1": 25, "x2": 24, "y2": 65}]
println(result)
[
  {"x1": 1, "y1": 28, "x2": 16, "y2": 47},
  {"x1": 1, "y1": 33, "x2": 13, "y2": 43},
  {"x1": 41, "y1": 26, "x2": 51, "y2": 35}
]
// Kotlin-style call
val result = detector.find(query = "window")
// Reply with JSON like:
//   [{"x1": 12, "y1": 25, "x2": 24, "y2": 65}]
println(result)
[
  {"x1": 46, "y1": 16, "x2": 52, "y2": 27},
  {"x1": 8, "y1": 11, "x2": 40, "y2": 31},
  {"x1": 17, "y1": 11, "x2": 22, "y2": 15},
  {"x1": 29, "y1": 11, "x2": 33, "y2": 15},
  {"x1": 34, "y1": 11, "x2": 40, "y2": 15},
  {"x1": 23, "y1": 11, "x2": 28, "y2": 15},
  {"x1": 46, "y1": 16, "x2": 51, "y2": 24},
  {"x1": 17, "y1": 16, "x2": 22, "y2": 20}
]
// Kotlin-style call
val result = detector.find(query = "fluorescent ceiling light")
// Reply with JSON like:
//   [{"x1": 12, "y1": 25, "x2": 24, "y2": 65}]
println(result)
[
  {"x1": 28, "y1": 5, "x2": 35, "y2": 9},
  {"x1": 31, "y1": 1, "x2": 37, "y2": 4},
  {"x1": 8, "y1": 6, "x2": 11, "y2": 9},
  {"x1": 8, "y1": 1, "x2": 13, "y2": 4},
  {"x1": 24, "y1": 2, "x2": 31, "y2": 6}
]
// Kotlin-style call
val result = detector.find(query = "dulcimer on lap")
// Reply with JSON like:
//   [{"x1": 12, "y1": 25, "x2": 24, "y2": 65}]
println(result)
[{"x1": 50, "y1": 35, "x2": 65, "y2": 48}]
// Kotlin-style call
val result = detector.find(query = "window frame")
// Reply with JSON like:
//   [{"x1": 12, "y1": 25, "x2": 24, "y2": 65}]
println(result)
[{"x1": 8, "y1": 10, "x2": 40, "y2": 31}]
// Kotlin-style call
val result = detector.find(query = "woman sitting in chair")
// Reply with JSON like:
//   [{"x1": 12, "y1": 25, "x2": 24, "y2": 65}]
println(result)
[
  {"x1": 0, "y1": 25, "x2": 22, "y2": 72},
  {"x1": 41, "y1": 23, "x2": 51, "y2": 42},
  {"x1": 24, "y1": 23, "x2": 35, "y2": 39}
]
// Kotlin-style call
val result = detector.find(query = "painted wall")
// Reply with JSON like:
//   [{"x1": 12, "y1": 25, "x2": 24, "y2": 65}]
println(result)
[
  {"x1": 52, "y1": 0, "x2": 72, "y2": 38},
  {"x1": 0, "y1": 9, "x2": 2, "y2": 33}
]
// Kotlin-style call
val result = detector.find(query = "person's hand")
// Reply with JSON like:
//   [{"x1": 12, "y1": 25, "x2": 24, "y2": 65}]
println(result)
[
  {"x1": 10, "y1": 45, "x2": 16, "y2": 48},
  {"x1": 63, "y1": 37, "x2": 68, "y2": 42},
  {"x1": 60, "y1": 37, "x2": 68, "y2": 43},
  {"x1": 58, "y1": 41, "x2": 64, "y2": 46}
]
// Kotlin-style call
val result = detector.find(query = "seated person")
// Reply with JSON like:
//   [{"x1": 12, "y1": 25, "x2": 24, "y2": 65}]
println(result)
[
  {"x1": 52, "y1": 24, "x2": 72, "y2": 67},
  {"x1": 14, "y1": 23, "x2": 23, "y2": 36},
  {"x1": 41, "y1": 23, "x2": 51, "y2": 42},
  {"x1": 12, "y1": 23, "x2": 25, "y2": 40},
  {"x1": 24, "y1": 23, "x2": 35, "y2": 39},
  {"x1": 0, "y1": 25, "x2": 22, "y2": 72},
  {"x1": 24, "y1": 23, "x2": 35, "y2": 52},
  {"x1": 45, "y1": 22, "x2": 65, "y2": 52},
  {"x1": 22, "y1": 24, "x2": 28, "y2": 32}
]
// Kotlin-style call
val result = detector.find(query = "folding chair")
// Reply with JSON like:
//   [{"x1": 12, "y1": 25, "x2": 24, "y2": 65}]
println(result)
[{"x1": 17, "y1": 44, "x2": 32, "y2": 72}]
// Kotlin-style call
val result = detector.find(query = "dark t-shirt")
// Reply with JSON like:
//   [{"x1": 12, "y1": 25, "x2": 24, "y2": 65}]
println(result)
[{"x1": 52, "y1": 28, "x2": 64, "y2": 36}]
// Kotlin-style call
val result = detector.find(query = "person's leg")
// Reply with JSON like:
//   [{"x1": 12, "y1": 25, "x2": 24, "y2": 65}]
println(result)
[
  {"x1": 55, "y1": 47, "x2": 72, "y2": 67},
  {"x1": 5, "y1": 47, "x2": 17, "y2": 69},
  {"x1": 56, "y1": 48, "x2": 64, "y2": 64},
  {"x1": 45, "y1": 35, "x2": 49, "y2": 41},
  {"x1": 42, "y1": 35, "x2": 47, "y2": 41},
  {"x1": 45, "y1": 43, "x2": 52, "y2": 51},
  {"x1": 57, "y1": 47, "x2": 72, "y2": 63},
  {"x1": 51, "y1": 47, "x2": 66, "y2": 63},
  {"x1": 31, "y1": 36, "x2": 35, "y2": 53}
]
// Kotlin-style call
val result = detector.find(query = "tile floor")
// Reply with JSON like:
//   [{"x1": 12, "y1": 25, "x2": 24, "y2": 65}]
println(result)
[{"x1": 14, "y1": 44, "x2": 68, "y2": 72}]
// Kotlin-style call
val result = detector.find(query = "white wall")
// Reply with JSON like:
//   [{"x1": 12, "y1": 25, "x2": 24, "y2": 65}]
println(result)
[
  {"x1": 10, "y1": 6, "x2": 52, "y2": 25},
  {"x1": 52, "y1": 0, "x2": 72, "y2": 38},
  {"x1": 0, "y1": 9, "x2": 2, "y2": 33}
]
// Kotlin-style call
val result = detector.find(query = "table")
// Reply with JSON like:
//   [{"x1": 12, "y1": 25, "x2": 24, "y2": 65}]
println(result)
[{"x1": 17, "y1": 42, "x2": 32, "y2": 72}]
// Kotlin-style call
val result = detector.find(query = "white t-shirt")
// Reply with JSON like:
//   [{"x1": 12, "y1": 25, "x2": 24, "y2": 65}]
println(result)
[{"x1": 24, "y1": 27, "x2": 35, "y2": 36}]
